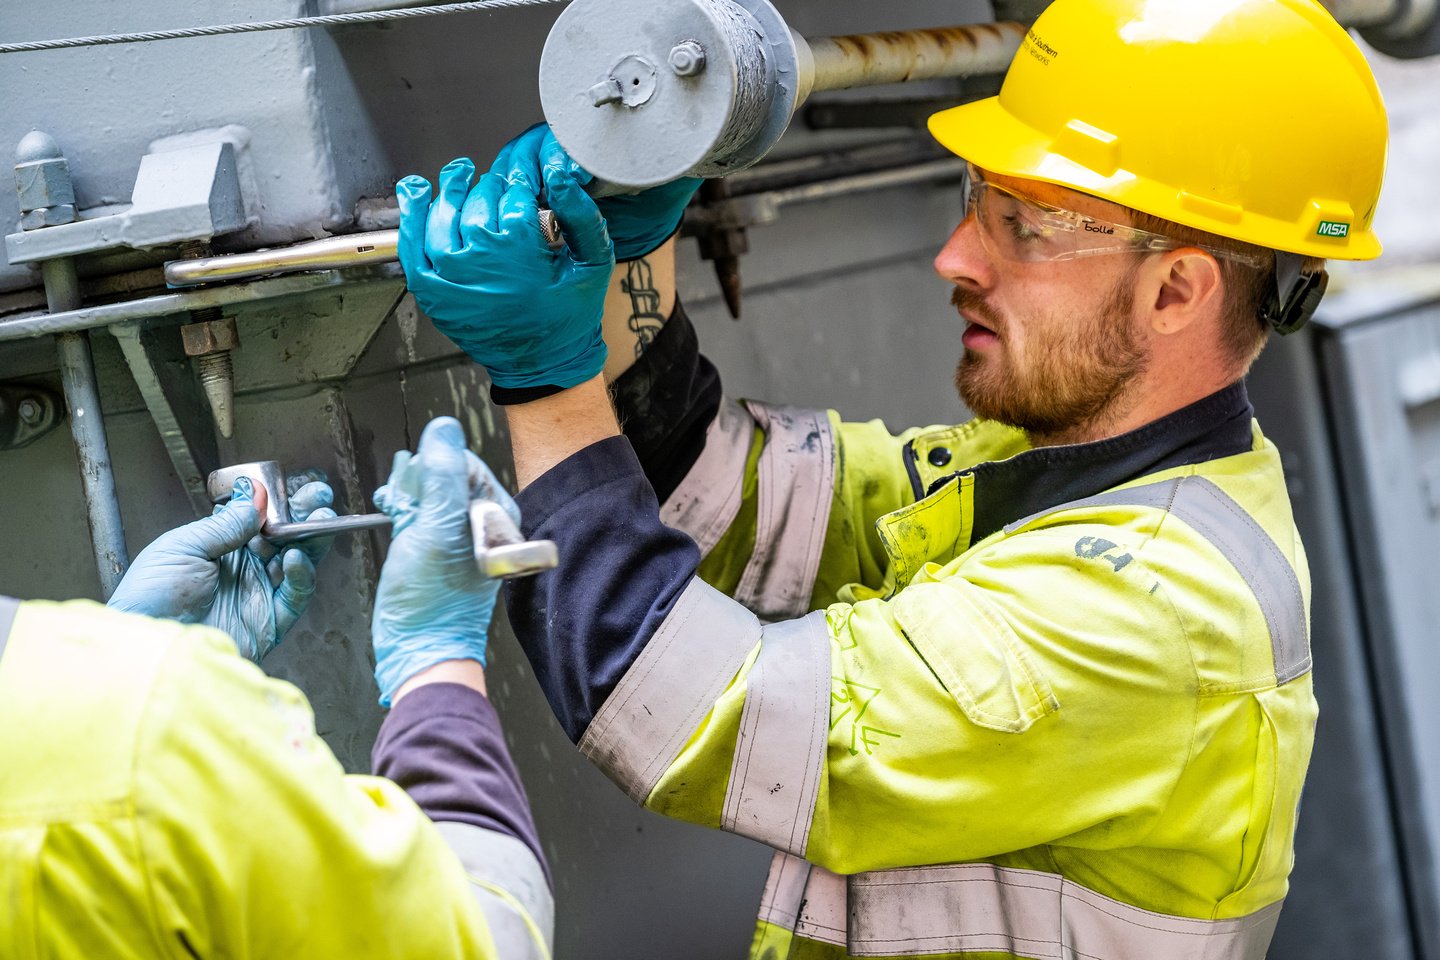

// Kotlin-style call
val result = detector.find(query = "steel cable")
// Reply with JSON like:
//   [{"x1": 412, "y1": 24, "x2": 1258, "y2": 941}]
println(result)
[{"x1": 0, "y1": 0, "x2": 565, "y2": 55}]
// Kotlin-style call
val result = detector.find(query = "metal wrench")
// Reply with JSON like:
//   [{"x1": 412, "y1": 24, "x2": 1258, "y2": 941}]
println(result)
[{"x1": 207, "y1": 460, "x2": 557, "y2": 580}]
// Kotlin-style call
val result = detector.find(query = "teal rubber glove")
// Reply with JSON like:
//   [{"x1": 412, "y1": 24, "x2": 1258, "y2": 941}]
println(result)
[
  {"x1": 107, "y1": 474, "x2": 336, "y2": 662},
  {"x1": 491, "y1": 123, "x2": 702, "y2": 262},
  {"x1": 395, "y1": 156, "x2": 614, "y2": 396},
  {"x1": 371, "y1": 416, "x2": 517, "y2": 707}
]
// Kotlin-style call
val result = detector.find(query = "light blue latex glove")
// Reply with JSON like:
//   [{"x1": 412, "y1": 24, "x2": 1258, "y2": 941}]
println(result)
[
  {"x1": 491, "y1": 123, "x2": 702, "y2": 262},
  {"x1": 395, "y1": 155, "x2": 614, "y2": 393},
  {"x1": 107, "y1": 474, "x2": 336, "y2": 662},
  {"x1": 371, "y1": 416, "x2": 518, "y2": 707}
]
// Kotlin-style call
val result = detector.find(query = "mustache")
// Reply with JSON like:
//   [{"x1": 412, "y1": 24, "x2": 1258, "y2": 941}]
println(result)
[{"x1": 950, "y1": 287, "x2": 1004, "y2": 334}]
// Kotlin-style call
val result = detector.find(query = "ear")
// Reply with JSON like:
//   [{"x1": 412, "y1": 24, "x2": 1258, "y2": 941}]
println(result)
[{"x1": 1144, "y1": 249, "x2": 1223, "y2": 336}]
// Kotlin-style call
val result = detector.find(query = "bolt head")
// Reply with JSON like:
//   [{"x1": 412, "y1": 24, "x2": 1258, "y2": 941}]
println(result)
[
  {"x1": 588, "y1": 78, "x2": 624, "y2": 107},
  {"x1": 17, "y1": 398, "x2": 41, "y2": 424},
  {"x1": 669, "y1": 41, "x2": 707, "y2": 77}
]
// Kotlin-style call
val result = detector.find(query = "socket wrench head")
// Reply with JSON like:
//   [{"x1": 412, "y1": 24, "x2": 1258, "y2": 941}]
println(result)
[{"x1": 207, "y1": 460, "x2": 288, "y2": 527}]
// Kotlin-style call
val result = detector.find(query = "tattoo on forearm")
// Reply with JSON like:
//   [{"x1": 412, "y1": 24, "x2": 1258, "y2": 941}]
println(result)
[{"x1": 621, "y1": 258, "x2": 666, "y2": 359}]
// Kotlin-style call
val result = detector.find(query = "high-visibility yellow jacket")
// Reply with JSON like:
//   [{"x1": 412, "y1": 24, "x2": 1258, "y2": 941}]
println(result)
[
  {"x1": 508, "y1": 313, "x2": 1315, "y2": 960},
  {"x1": 0, "y1": 599, "x2": 550, "y2": 960}
]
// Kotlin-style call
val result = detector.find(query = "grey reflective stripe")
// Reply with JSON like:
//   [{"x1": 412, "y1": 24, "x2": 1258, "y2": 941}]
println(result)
[
  {"x1": 433, "y1": 822, "x2": 553, "y2": 960},
  {"x1": 1005, "y1": 476, "x2": 1311, "y2": 684},
  {"x1": 660, "y1": 398, "x2": 755, "y2": 555},
  {"x1": 734, "y1": 402, "x2": 836, "y2": 620},
  {"x1": 579, "y1": 578, "x2": 762, "y2": 802},
  {"x1": 721, "y1": 611, "x2": 830, "y2": 855},
  {"x1": 846, "y1": 862, "x2": 1283, "y2": 959},
  {"x1": 0, "y1": 595, "x2": 19, "y2": 663},
  {"x1": 756, "y1": 851, "x2": 847, "y2": 947}
]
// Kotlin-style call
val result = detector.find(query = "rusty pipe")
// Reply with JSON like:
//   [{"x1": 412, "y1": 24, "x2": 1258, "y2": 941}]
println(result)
[{"x1": 801, "y1": 22, "x2": 1028, "y2": 97}]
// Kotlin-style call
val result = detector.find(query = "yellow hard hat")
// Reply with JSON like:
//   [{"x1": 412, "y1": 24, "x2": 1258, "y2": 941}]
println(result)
[{"x1": 928, "y1": 0, "x2": 1389, "y2": 261}]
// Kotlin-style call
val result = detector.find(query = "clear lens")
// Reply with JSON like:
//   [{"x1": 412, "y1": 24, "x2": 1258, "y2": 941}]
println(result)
[{"x1": 963, "y1": 167, "x2": 1141, "y2": 263}]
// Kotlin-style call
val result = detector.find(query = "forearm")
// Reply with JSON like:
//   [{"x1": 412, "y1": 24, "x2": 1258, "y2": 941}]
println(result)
[
  {"x1": 600, "y1": 238, "x2": 677, "y2": 382},
  {"x1": 506, "y1": 375, "x2": 621, "y2": 489}
]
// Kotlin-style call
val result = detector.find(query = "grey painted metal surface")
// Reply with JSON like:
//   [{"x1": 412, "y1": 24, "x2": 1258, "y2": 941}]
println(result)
[
  {"x1": 1313, "y1": 295, "x2": 1440, "y2": 959},
  {"x1": 0, "y1": 0, "x2": 394, "y2": 293}
]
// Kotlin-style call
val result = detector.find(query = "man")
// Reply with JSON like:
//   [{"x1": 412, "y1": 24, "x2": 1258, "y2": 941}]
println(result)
[
  {"x1": 0, "y1": 419, "x2": 552, "y2": 959},
  {"x1": 395, "y1": 0, "x2": 1388, "y2": 956}
]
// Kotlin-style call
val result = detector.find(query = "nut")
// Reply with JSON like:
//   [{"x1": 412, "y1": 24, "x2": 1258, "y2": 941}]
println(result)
[
  {"x1": 669, "y1": 41, "x2": 707, "y2": 77},
  {"x1": 17, "y1": 398, "x2": 41, "y2": 425},
  {"x1": 15, "y1": 157, "x2": 75, "y2": 212},
  {"x1": 19, "y1": 204, "x2": 77, "y2": 230},
  {"x1": 181, "y1": 317, "x2": 239, "y2": 356}
]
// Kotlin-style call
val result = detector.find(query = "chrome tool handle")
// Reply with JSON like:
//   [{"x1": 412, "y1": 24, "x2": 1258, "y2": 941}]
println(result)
[
  {"x1": 207, "y1": 461, "x2": 557, "y2": 579},
  {"x1": 164, "y1": 203, "x2": 576, "y2": 288}
]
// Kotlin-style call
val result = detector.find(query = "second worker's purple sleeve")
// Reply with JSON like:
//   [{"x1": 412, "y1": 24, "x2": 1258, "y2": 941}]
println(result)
[{"x1": 372, "y1": 681, "x2": 551, "y2": 888}]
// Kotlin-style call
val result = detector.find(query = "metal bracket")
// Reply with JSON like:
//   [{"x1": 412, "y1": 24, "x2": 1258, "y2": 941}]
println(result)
[
  {"x1": 5, "y1": 140, "x2": 248, "y2": 265},
  {"x1": 109, "y1": 320, "x2": 221, "y2": 516},
  {"x1": 0, "y1": 383, "x2": 63, "y2": 451}
]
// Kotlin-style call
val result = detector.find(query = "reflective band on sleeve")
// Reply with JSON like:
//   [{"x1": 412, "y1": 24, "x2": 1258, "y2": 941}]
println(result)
[
  {"x1": 660, "y1": 398, "x2": 756, "y2": 555},
  {"x1": 0, "y1": 595, "x2": 19, "y2": 663},
  {"x1": 720, "y1": 611, "x2": 831, "y2": 855},
  {"x1": 1004, "y1": 476, "x2": 1310, "y2": 684},
  {"x1": 734, "y1": 402, "x2": 837, "y2": 620},
  {"x1": 579, "y1": 578, "x2": 762, "y2": 803},
  {"x1": 433, "y1": 821, "x2": 554, "y2": 960},
  {"x1": 756, "y1": 851, "x2": 847, "y2": 947},
  {"x1": 846, "y1": 862, "x2": 1283, "y2": 959}
]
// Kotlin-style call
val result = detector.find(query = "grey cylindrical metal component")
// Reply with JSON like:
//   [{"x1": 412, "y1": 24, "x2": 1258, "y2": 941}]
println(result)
[
  {"x1": 207, "y1": 460, "x2": 289, "y2": 527},
  {"x1": 45, "y1": 257, "x2": 130, "y2": 597},
  {"x1": 803, "y1": 22, "x2": 1027, "y2": 93},
  {"x1": 540, "y1": 0, "x2": 802, "y2": 188},
  {"x1": 540, "y1": 0, "x2": 1027, "y2": 189}
]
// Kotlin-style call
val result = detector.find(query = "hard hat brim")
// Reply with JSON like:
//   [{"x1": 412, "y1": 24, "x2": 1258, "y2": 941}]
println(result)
[{"x1": 928, "y1": 96, "x2": 1383, "y2": 262}]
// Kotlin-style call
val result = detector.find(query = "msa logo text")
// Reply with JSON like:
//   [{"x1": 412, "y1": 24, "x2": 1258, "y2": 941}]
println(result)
[{"x1": 1317, "y1": 220, "x2": 1351, "y2": 238}]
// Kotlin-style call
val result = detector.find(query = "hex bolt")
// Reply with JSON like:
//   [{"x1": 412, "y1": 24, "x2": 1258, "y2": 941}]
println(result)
[
  {"x1": 588, "y1": 78, "x2": 625, "y2": 106},
  {"x1": 17, "y1": 398, "x2": 41, "y2": 425},
  {"x1": 181, "y1": 310, "x2": 239, "y2": 439},
  {"x1": 668, "y1": 41, "x2": 707, "y2": 77}
]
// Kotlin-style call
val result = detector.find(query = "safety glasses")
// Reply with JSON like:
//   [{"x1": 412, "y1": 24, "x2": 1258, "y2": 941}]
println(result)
[{"x1": 962, "y1": 164, "x2": 1265, "y2": 267}]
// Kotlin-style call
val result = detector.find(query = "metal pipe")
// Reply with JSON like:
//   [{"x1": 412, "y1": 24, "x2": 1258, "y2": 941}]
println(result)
[
  {"x1": 1324, "y1": 0, "x2": 1405, "y2": 26},
  {"x1": 803, "y1": 22, "x2": 1028, "y2": 93},
  {"x1": 0, "y1": 268, "x2": 401, "y2": 343},
  {"x1": 41, "y1": 258, "x2": 130, "y2": 597}
]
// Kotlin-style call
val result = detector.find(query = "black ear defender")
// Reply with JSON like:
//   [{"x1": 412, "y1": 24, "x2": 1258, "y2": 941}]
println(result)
[{"x1": 1263, "y1": 250, "x2": 1329, "y2": 335}]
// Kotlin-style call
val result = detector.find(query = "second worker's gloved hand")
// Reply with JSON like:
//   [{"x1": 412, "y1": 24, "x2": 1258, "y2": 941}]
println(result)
[
  {"x1": 107, "y1": 474, "x2": 336, "y2": 662},
  {"x1": 396, "y1": 154, "x2": 614, "y2": 400},
  {"x1": 491, "y1": 123, "x2": 702, "y2": 262},
  {"x1": 371, "y1": 417, "x2": 517, "y2": 707}
]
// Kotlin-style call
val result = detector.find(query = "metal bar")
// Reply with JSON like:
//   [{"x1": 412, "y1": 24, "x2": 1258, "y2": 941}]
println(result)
[
  {"x1": 0, "y1": 267, "x2": 401, "y2": 343},
  {"x1": 266, "y1": 512, "x2": 392, "y2": 542},
  {"x1": 805, "y1": 22, "x2": 1027, "y2": 94},
  {"x1": 41, "y1": 258, "x2": 130, "y2": 597},
  {"x1": 765, "y1": 158, "x2": 966, "y2": 209},
  {"x1": 164, "y1": 231, "x2": 399, "y2": 287}
]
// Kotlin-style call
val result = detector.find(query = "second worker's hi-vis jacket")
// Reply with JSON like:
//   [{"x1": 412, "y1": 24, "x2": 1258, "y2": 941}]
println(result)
[{"x1": 507, "y1": 307, "x2": 1316, "y2": 960}]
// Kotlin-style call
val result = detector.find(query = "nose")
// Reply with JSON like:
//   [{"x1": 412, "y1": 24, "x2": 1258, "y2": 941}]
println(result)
[{"x1": 934, "y1": 210, "x2": 992, "y2": 291}]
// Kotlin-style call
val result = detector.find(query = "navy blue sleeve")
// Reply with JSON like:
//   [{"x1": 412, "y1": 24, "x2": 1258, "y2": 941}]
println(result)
[
  {"x1": 505, "y1": 436, "x2": 700, "y2": 743},
  {"x1": 371, "y1": 682, "x2": 551, "y2": 887},
  {"x1": 608, "y1": 298, "x2": 721, "y2": 503}
]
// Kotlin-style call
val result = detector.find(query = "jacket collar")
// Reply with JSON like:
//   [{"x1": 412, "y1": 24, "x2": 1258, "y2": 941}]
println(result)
[{"x1": 905, "y1": 380, "x2": 1257, "y2": 549}]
